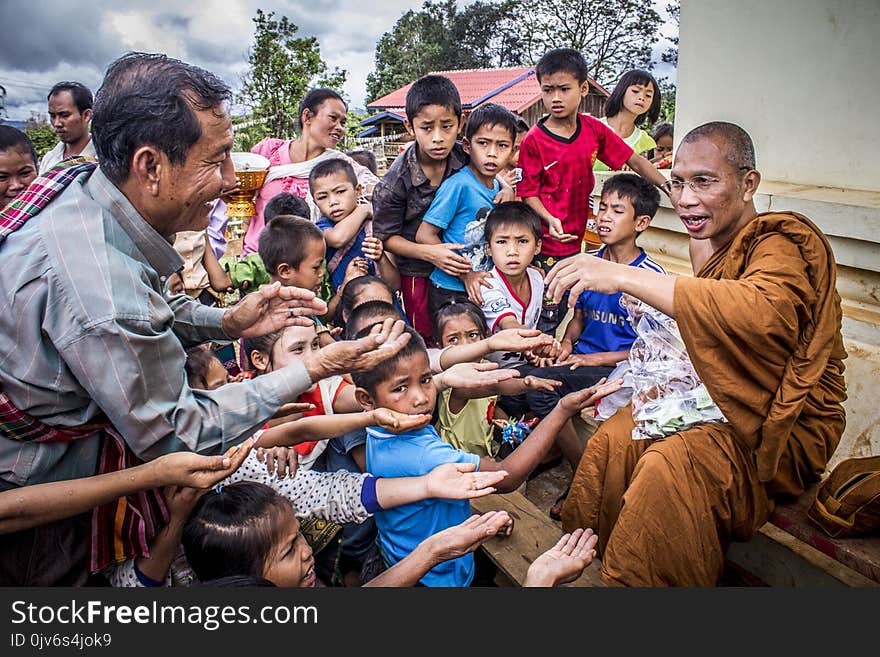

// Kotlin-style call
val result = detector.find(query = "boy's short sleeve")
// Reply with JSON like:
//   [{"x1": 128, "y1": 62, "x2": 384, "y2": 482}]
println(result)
[
  {"x1": 422, "y1": 178, "x2": 462, "y2": 230},
  {"x1": 371, "y1": 177, "x2": 405, "y2": 242},
  {"x1": 316, "y1": 217, "x2": 333, "y2": 232},
  {"x1": 515, "y1": 132, "x2": 542, "y2": 199},
  {"x1": 594, "y1": 118, "x2": 634, "y2": 171},
  {"x1": 481, "y1": 285, "x2": 516, "y2": 333}
]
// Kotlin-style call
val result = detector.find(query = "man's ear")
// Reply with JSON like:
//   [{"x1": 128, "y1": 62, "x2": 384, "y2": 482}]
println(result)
[
  {"x1": 354, "y1": 387, "x2": 375, "y2": 411},
  {"x1": 634, "y1": 214, "x2": 652, "y2": 233},
  {"x1": 82, "y1": 108, "x2": 93, "y2": 125},
  {"x1": 249, "y1": 349, "x2": 270, "y2": 373},
  {"x1": 742, "y1": 169, "x2": 761, "y2": 203},
  {"x1": 130, "y1": 145, "x2": 164, "y2": 196}
]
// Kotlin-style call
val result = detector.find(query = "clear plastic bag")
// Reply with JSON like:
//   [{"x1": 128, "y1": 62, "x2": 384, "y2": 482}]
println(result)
[
  {"x1": 594, "y1": 360, "x2": 634, "y2": 421},
  {"x1": 620, "y1": 294, "x2": 727, "y2": 440}
]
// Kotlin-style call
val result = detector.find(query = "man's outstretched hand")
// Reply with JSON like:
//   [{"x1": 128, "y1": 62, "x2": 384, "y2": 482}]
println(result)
[
  {"x1": 305, "y1": 318, "x2": 411, "y2": 382},
  {"x1": 221, "y1": 281, "x2": 328, "y2": 339}
]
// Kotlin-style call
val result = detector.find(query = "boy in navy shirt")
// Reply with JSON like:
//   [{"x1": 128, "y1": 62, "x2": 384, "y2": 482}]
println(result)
[{"x1": 525, "y1": 174, "x2": 665, "y2": 519}]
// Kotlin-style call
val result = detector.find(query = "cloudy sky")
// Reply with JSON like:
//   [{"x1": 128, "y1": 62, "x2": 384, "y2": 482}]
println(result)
[{"x1": 0, "y1": 0, "x2": 675, "y2": 121}]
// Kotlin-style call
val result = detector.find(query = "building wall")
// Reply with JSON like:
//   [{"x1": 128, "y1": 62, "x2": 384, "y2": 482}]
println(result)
[{"x1": 676, "y1": 0, "x2": 880, "y2": 192}]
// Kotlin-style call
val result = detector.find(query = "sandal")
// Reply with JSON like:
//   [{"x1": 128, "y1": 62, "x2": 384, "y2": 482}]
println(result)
[{"x1": 549, "y1": 486, "x2": 571, "y2": 521}]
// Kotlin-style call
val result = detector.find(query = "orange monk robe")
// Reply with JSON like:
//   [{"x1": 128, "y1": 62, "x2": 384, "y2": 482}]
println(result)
[{"x1": 561, "y1": 212, "x2": 847, "y2": 586}]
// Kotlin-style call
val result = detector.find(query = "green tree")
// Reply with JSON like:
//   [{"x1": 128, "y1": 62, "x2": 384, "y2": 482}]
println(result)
[
  {"x1": 516, "y1": 0, "x2": 663, "y2": 86},
  {"x1": 238, "y1": 9, "x2": 347, "y2": 142},
  {"x1": 24, "y1": 113, "x2": 58, "y2": 158},
  {"x1": 657, "y1": 1, "x2": 679, "y2": 123},
  {"x1": 366, "y1": 0, "x2": 524, "y2": 102}
]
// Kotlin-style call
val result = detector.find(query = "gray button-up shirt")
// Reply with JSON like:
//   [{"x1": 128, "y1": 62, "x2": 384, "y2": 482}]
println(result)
[{"x1": 0, "y1": 167, "x2": 312, "y2": 485}]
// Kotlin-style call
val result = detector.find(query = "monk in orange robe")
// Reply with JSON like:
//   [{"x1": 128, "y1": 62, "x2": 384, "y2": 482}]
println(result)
[{"x1": 544, "y1": 121, "x2": 847, "y2": 586}]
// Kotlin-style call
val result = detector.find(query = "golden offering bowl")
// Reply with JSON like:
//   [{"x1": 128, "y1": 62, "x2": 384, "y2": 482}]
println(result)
[{"x1": 225, "y1": 152, "x2": 270, "y2": 239}]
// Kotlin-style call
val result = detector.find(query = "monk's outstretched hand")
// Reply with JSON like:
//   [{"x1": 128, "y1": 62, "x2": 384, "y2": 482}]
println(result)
[{"x1": 545, "y1": 254, "x2": 624, "y2": 307}]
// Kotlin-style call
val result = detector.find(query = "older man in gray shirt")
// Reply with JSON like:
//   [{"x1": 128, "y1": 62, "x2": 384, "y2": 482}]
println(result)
[{"x1": 0, "y1": 53, "x2": 414, "y2": 585}]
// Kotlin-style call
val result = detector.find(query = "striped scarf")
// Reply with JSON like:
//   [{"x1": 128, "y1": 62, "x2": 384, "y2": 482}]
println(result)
[{"x1": 0, "y1": 158, "x2": 168, "y2": 574}]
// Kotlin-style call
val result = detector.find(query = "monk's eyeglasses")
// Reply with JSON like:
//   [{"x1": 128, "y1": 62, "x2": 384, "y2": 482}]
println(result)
[{"x1": 663, "y1": 167, "x2": 752, "y2": 197}]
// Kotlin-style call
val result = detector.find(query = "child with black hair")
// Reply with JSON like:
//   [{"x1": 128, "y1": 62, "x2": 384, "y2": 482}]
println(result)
[
  {"x1": 333, "y1": 274, "x2": 405, "y2": 333},
  {"x1": 416, "y1": 103, "x2": 518, "y2": 314},
  {"x1": 352, "y1": 326, "x2": 620, "y2": 586},
  {"x1": 518, "y1": 49, "x2": 667, "y2": 334},
  {"x1": 526, "y1": 173, "x2": 666, "y2": 519},
  {"x1": 310, "y1": 158, "x2": 399, "y2": 295},
  {"x1": 432, "y1": 300, "x2": 560, "y2": 458},
  {"x1": 346, "y1": 149, "x2": 379, "y2": 176},
  {"x1": 0, "y1": 125, "x2": 38, "y2": 206},
  {"x1": 649, "y1": 122, "x2": 674, "y2": 169},
  {"x1": 594, "y1": 69, "x2": 663, "y2": 171},
  {"x1": 265, "y1": 191, "x2": 311, "y2": 222}
]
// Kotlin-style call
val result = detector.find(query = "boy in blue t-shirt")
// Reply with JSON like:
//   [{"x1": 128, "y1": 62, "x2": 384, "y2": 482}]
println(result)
[
  {"x1": 351, "y1": 326, "x2": 619, "y2": 586},
  {"x1": 416, "y1": 103, "x2": 518, "y2": 317},
  {"x1": 525, "y1": 173, "x2": 666, "y2": 519}
]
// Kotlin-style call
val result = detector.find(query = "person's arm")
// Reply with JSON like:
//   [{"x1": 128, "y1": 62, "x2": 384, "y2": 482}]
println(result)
[
  {"x1": 321, "y1": 206, "x2": 371, "y2": 248},
  {"x1": 545, "y1": 255, "x2": 678, "y2": 318},
  {"x1": 134, "y1": 486, "x2": 202, "y2": 584},
  {"x1": 415, "y1": 220, "x2": 443, "y2": 246},
  {"x1": 202, "y1": 231, "x2": 233, "y2": 293},
  {"x1": 556, "y1": 308, "x2": 585, "y2": 362},
  {"x1": 365, "y1": 510, "x2": 513, "y2": 587},
  {"x1": 625, "y1": 152, "x2": 669, "y2": 192},
  {"x1": 255, "y1": 408, "x2": 432, "y2": 448},
  {"x1": 447, "y1": 375, "x2": 560, "y2": 413},
  {"x1": 376, "y1": 251, "x2": 401, "y2": 293},
  {"x1": 477, "y1": 380, "x2": 623, "y2": 491},
  {"x1": 438, "y1": 328, "x2": 554, "y2": 370},
  {"x1": 325, "y1": 258, "x2": 370, "y2": 322},
  {"x1": 0, "y1": 445, "x2": 254, "y2": 534},
  {"x1": 432, "y1": 361, "x2": 520, "y2": 393},
  {"x1": 563, "y1": 350, "x2": 631, "y2": 369}
]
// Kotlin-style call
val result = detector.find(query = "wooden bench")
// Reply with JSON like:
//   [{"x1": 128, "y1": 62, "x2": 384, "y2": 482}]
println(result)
[
  {"x1": 470, "y1": 489, "x2": 605, "y2": 587},
  {"x1": 725, "y1": 485, "x2": 880, "y2": 587}
]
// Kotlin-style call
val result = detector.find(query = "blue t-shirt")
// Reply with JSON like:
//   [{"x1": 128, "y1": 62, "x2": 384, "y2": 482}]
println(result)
[
  {"x1": 573, "y1": 247, "x2": 667, "y2": 354},
  {"x1": 424, "y1": 166, "x2": 500, "y2": 292},
  {"x1": 316, "y1": 217, "x2": 376, "y2": 292},
  {"x1": 366, "y1": 425, "x2": 481, "y2": 587}
]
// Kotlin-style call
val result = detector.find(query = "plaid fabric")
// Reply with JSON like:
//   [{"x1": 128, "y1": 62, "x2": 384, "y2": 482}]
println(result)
[
  {"x1": 0, "y1": 157, "x2": 97, "y2": 244},
  {"x1": 0, "y1": 157, "x2": 168, "y2": 574}
]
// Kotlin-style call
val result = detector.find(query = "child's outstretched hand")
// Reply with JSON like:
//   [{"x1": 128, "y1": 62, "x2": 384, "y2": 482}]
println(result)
[
  {"x1": 343, "y1": 257, "x2": 370, "y2": 284},
  {"x1": 422, "y1": 511, "x2": 513, "y2": 563},
  {"x1": 152, "y1": 436, "x2": 257, "y2": 489},
  {"x1": 256, "y1": 446, "x2": 299, "y2": 479},
  {"x1": 523, "y1": 528, "x2": 599, "y2": 587},
  {"x1": 362, "y1": 237, "x2": 384, "y2": 262},
  {"x1": 522, "y1": 375, "x2": 563, "y2": 392},
  {"x1": 424, "y1": 462, "x2": 508, "y2": 500},
  {"x1": 546, "y1": 216, "x2": 578, "y2": 243},
  {"x1": 487, "y1": 328, "x2": 553, "y2": 354},
  {"x1": 373, "y1": 408, "x2": 433, "y2": 433},
  {"x1": 558, "y1": 377, "x2": 624, "y2": 416}
]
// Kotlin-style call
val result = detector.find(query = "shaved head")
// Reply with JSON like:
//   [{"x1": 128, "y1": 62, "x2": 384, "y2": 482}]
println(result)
[{"x1": 680, "y1": 121, "x2": 756, "y2": 171}]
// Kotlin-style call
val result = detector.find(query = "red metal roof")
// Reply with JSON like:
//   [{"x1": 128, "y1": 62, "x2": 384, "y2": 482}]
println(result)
[{"x1": 367, "y1": 66, "x2": 609, "y2": 115}]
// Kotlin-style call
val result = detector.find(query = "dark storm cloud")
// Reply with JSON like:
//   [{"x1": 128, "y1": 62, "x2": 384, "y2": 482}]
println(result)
[{"x1": 0, "y1": 1, "x2": 124, "y2": 72}]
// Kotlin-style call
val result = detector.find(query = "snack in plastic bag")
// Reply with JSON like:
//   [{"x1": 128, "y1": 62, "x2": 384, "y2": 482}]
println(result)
[{"x1": 620, "y1": 294, "x2": 727, "y2": 440}]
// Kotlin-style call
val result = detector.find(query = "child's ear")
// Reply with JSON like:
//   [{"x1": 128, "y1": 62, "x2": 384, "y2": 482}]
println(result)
[
  {"x1": 579, "y1": 80, "x2": 589, "y2": 98},
  {"x1": 276, "y1": 263, "x2": 291, "y2": 280},
  {"x1": 403, "y1": 119, "x2": 414, "y2": 137},
  {"x1": 250, "y1": 350, "x2": 270, "y2": 373},
  {"x1": 356, "y1": 183, "x2": 363, "y2": 196},
  {"x1": 634, "y1": 214, "x2": 652, "y2": 234},
  {"x1": 462, "y1": 137, "x2": 471, "y2": 154},
  {"x1": 354, "y1": 387, "x2": 375, "y2": 411}
]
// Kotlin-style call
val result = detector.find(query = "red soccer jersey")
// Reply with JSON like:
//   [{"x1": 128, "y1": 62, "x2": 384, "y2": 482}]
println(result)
[{"x1": 517, "y1": 114, "x2": 633, "y2": 257}]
